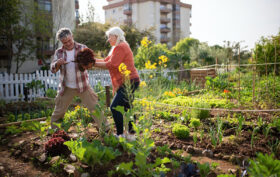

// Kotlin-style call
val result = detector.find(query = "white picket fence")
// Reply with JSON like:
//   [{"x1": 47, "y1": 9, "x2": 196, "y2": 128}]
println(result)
[
  {"x1": 0, "y1": 69, "x2": 112, "y2": 102},
  {"x1": 0, "y1": 69, "x2": 177, "y2": 102}
]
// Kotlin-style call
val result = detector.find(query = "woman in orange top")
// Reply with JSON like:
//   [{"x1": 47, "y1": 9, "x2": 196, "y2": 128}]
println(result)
[{"x1": 94, "y1": 27, "x2": 140, "y2": 139}]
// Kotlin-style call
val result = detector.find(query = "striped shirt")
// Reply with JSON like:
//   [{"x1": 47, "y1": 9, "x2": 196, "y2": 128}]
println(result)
[{"x1": 50, "y1": 42, "x2": 89, "y2": 95}]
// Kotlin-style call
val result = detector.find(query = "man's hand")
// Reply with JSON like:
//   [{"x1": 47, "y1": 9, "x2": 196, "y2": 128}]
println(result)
[{"x1": 55, "y1": 58, "x2": 67, "y2": 69}]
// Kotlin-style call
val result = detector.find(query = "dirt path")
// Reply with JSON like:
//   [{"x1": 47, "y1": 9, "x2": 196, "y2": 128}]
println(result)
[{"x1": 0, "y1": 148, "x2": 53, "y2": 177}]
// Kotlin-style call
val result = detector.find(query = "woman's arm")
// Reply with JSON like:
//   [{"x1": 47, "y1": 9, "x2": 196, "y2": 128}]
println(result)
[
  {"x1": 95, "y1": 59, "x2": 105, "y2": 63},
  {"x1": 94, "y1": 62, "x2": 107, "y2": 69}
]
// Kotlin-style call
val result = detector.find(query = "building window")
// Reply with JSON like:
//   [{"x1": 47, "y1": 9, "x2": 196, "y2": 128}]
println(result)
[
  {"x1": 123, "y1": 3, "x2": 131, "y2": 10},
  {"x1": 113, "y1": 9, "x2": 115, "y2": 14},
  {"x1": 161, "y1": 34, "x2": 167, "y2": 38},
  {"x1": 75, "y1": 9, "x2": 79, "y2": 18},
  {"x1": 175, "y1": 4, "x2": 180, "y2": 11},
  {"x1": 38, "y1": 0, "x2": 52, "y2": 12},
  {"x1": 160, "y1": 24, "x2": 167, "y2": 29}
]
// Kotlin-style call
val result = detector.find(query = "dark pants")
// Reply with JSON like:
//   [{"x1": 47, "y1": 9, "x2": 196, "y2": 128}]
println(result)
[{"x1": 110, "y1": 80, "x2": 139, "y2": 135}]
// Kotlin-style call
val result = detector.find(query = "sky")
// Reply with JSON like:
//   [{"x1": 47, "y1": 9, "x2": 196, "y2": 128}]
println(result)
[{"x1": 79, "y1": 0, "x2": 280, "y2": 50}]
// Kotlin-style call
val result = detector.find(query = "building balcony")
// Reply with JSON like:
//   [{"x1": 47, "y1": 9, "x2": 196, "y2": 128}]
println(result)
[
  {"x1": 75, "y1": 0, "x2": 79, "y2": 9},
  {"x1": 123, "y1": 9, "x2": 132, "y2": 15},
  {"x1": 124, "y1": 18, "x2": 132, "y2": 25},
  {"x1": 160, "y1": 27, "x2": 171, "y2": 33},
  {"x1": 160, "y1": 37, "x2": 170, "y2": 43},
  {"x1": 160, "y1": 17, "x2": 170, "y2": 23},
  {"x1": 160, "y1": 7, "x2": 172, "y2": 13},
  {"x1": 160, "y1": 0, "x2": 172, "y2": 4}
]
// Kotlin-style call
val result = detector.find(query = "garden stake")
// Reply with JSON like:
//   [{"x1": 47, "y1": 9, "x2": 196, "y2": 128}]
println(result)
[
  {"x1": 238, "y1": 46, "x2": 241, "y2": 106},
  {"x1": 273, "y1": 39, "x2": 277, "y2": 107},
  {"x1": 263, "y1": 46, "x2": 268, "y2": 102},
  {"x1": 105, "y1": 85, "x2": 110, "y2": 107},
  {"x1": 252, "y1": 50, "x2": 256, "y2": 105}
]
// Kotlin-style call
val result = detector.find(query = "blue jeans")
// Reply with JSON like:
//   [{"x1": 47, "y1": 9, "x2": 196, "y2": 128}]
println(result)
[{"x1": 110, "y1": 80, "x2": 139, "y2": 135}]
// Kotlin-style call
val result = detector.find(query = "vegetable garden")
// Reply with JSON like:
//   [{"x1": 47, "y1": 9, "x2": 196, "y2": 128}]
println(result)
[{"x1": 0, "y1": 35, "x2": 280, "y2": 177}]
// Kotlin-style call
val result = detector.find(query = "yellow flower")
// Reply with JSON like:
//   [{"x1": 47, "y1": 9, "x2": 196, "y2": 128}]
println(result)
[
  {"x1": 140, "y1": 81, "x2": 147, "y2": 87},
  {"x1": 118, "y1": 63, "x2": 131, "y2": 77},
  {"x1": 141, "y1": 37, "x2": 151, "y2": 48},
  {"x1": 163, "y1": 91, "x2": 176, "y2": 97},
  {"x1": 124, "y1": 70, "x2": 131, "y2": 76},
  {"x1": 149, "y1": 75, "x2": 153, "y2": 78},
  {"x1": 145, "y1": 60, "x2": 157, "y2": 70},
  {"x1": 118, "y1": 63, "x2": 127, "y2": 73},
  {"x1": 75, "y1": 105, "x2": 80, "y2": 110},
  {"x1": 158, "y1": 55, "x2": 168, "y2": 63}
]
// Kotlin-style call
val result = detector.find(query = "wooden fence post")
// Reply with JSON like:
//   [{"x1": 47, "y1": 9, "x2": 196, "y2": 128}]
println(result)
[{"x1": 105, "y1": 86, "x2": 111, "y2": 107}]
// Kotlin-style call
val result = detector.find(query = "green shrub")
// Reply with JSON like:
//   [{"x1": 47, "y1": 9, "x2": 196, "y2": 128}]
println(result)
[
  {"x1": 17, "y1": 114, "x2": 23, "y2": 121},
  {"x1": 46, "y1": 109, "x2": 53, "y2": 117},
  {"x1": 172, "y1": 123, "x2": 190, "y2": 139},
  {"x1": 46, "y1": 88, "x2": 57, "y2": 98},
  {"x1": 189, "y1": 118, "x2": 201, "y2": 129},
  {"x1": 157, "y1": 111, "x2": 179, "y2": 121},
  {"x1": 217, "y1": 174, "x2": 235, "y2": 177},
  {"x1": 33, "y1": 112, "x2": 40, "y2": 118},
  {"x1": 191, "y1": 102, "x2": 210, "y2": 120},
  {"x1": 24, "y1": 113, "x2": 31, "y2": 120},
  {"x1": 8, "y1": 114, "x2": 16, "y2": 122},
  {"x1": 248, "y1": 153, "x2": 280, "y2": 177},
  {"x1": 40, "y1": 110, "x2": 46, "y2": 117}
]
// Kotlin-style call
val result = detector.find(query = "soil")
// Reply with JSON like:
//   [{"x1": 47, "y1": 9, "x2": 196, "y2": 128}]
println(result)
[{"x1": 0, "y1": 110, "x2": 279, "y2": 177}]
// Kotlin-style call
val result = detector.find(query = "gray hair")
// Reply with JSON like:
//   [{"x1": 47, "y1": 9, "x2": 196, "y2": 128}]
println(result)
[
  {"x1": 56, "y1": 28, "x2": 72, "y2": 41},
  {"x1": 106, "y1": 27, "x2": 126, "y2": 46}
]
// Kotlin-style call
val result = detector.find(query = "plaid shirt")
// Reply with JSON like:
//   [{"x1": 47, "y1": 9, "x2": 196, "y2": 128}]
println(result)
[{"x1": 50, "y1": 42, "x2": 89, "y2": 96}]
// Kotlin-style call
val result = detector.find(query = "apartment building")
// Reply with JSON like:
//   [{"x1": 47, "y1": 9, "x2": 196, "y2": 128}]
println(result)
[
  {"x1": 103, "y1": 0, "x2": 192, "y2": 46},
  {"x1": 0, "y1": 0, "x2": 80, "y2": 73}
]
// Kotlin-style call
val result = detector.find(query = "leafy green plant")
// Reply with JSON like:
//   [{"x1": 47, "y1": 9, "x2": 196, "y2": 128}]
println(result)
[
  {"x1": 197, "y1": 162, "x2": 211, "y2": 177},
  {"x1": 209, "y1": 116, "x2": 224, "y2": 148},
  {"x1": 217, "y1": 174, "x2": 235, "y2": 177},
  {"x1": 21, "y1": 121, "x2": 48, "y2": 139},
  {"x1": 268, "y1": 139, "x2": 280, "y2": 155},
  {"x1": 23, "y1": 113, "x2": 30, "y2": 120},
  {"x1": 189, "y1": 118, "x2": 201, "y2": 129},
  {"x1": 172, "y1": 123, "x2": 190, "y2": 139},
  {"x1": 64, "y1": 139, "x2": 121, "y2": 170},
  {"x1": 103, "y1": 134, "x2": 119, "y2": 148},
  {"x1": 235, "y1": 114, "x2": 244, "y2": 136},
  {"x1": 251, "y1": 126, "x2": 259, "y2": 149},
  {"x1": 8, "y1": 113, "x2": 16, "y2": 122},
  {"x1": 199, "y1": 129, "x2": 205, "y2": 143},
  {"x1": 171, "y1": 159, "x2": 180, "y2": 170},
  {"x1": 50, "y1": 156, "x2": 68, "y2": 173},
  {"x1": 46, "y1": 88, "x2": 57, "y2": 98},
  {"x1": 211, "y1": 162, "x2": 219, "y2": 170},
  {"x1": 40, "y1": 110, "x2": 46, "y2": 117},
  {"x1": 156, "y1": 145, "x2": 172, "y2": 157},
  {"x1": 33, "y1": 112, "x2": 40, "y2": 118},
  {"x1": 205, "y1": 73, "x2": 233, "y2": 92},
  {"x1": 5, "y1": 125, "x2": 22, "y2": 134},
  {"x1": 193, "y1": 132, "x2": 198, "y2": 146},
  {"x1": 191, "y1": 102, "x2": 210, "y2": 120},
  {"x1": 248, "y1": 153, "x2": 280, "y2": 177}
]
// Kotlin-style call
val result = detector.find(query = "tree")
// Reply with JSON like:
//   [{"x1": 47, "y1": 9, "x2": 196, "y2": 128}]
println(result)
[
  {"x1": 0, "y1": 0, "x2": 39, "y2": 73},
  {"x1": 121, "y1": 24, "x2": 155, "y2": 54},
  {"x1": 254, "y1": 31, "x2": 280, "y2": 75},
  {"x1": 0, "y1": 0, "x2": 21, "y2": 72},
  {"x1": 74, "y1": 22, "x2": 110, "y2": 54},
  {"x1": 0, "y1": 0, "x2": 53, "y2": 73},
  {"x1": 172, "y1": 38, "x2": 200, "y2": 65},
  {"x1": 74, "y1": 23, "x2": 155, "y2": 57}
]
